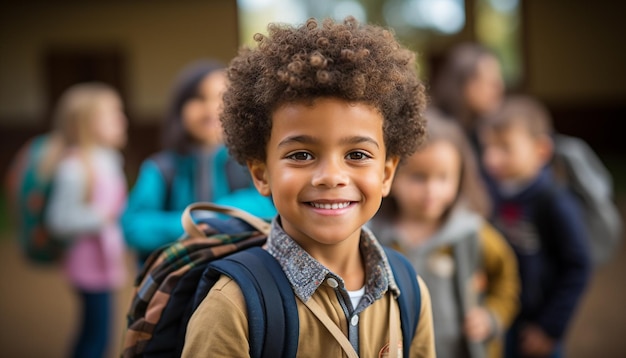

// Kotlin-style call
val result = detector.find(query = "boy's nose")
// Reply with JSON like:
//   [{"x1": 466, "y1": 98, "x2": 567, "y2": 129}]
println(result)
[{"x1": 311, "y1": 158, "x2": 349, "y2": 188}]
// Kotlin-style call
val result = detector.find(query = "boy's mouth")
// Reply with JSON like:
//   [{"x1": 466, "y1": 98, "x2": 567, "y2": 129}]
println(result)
[{"x1": 308, "y1": 201, "x2": 352, "y2": 210}]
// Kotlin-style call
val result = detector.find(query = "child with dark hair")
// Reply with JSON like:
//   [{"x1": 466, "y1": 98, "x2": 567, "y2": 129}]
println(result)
[
  {"x1": 183, "y1": 17, "x2": 435, "y2": 357},
  {"x1": 370, "y1": 114, "x2": 519, "y2": 358},
  {"x1": 121, "y1": 60, "x2": 276, "y2": 262},
  {"x1": 479, "y1": 95, "x2": 591, "y2": 357},
  {"x1": 430, "y1": 42, "x2": 505, "y2": 150}
]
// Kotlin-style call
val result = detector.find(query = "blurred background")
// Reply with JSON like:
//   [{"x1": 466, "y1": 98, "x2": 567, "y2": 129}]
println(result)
[{"x1": 0, "y1": 0, "x2": 624, "y2": 357}]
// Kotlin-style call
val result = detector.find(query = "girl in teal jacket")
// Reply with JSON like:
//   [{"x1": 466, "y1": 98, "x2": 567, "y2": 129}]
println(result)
[{"x1": 121, "y1": 61, "x2": 276, "y2": 261}]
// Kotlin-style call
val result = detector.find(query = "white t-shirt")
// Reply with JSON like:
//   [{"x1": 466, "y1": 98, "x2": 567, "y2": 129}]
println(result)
[{"x1": 347, "y1": 286, "x2": 365, "y2": 310}]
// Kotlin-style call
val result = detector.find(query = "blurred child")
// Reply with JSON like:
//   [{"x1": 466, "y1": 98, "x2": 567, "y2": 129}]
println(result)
[
  {"x1": 433, "y1": 43, "x2": 621, "y2": 267},
  {"x1": 370, "y1": 114, "x2": 520, "y2": 358},
  {"x1": 431, "y1": 42, "x2": 505, "y2": 150},
  {"x1": 45, "y1": 82, "x2": 128, "y2": 358},
  {"x1": 121, "y1": 60, "x2": 276, "y2": 262},
  {"x1": 479, "y1": 95, "x2": 591, "y2": 357},
  {"x1": 182, "y1": 17, "x2": 436, "y2": 356}
]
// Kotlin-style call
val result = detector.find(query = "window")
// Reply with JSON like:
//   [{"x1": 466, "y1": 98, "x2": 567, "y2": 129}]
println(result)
[{"x1": 476, "y1": 0, "x2": 522, "y2": 87}]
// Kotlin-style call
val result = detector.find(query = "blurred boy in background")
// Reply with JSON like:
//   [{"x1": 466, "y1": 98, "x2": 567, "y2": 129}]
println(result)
[{"x1": 479, "y1": 95, "x2": 591, "y2": 358}]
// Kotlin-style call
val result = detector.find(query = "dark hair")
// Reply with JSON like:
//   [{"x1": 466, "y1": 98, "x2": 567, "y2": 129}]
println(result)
[
  {"x1": 221, "y1": 17, "x2": 427, "y2": 164},
  {"x1": 162, "y1": 60, "x2": 225, "y2": 153},
  {"x1": 483, "y1": 95, "x2": 553, "y2": 138},
  {"x1": 431, "y1": 42, "x2": 498, "y2": 130},
  {"x1": 379, "y1": 111, "x2": 491, "y2": 220}
]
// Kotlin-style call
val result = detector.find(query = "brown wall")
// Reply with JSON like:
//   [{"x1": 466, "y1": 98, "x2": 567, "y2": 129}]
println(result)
[
  {"x1": 524, "y1": 1, "x2": 626, "y2": 102},
  {"x1": 0, "y1": 0, "x2": 238, "y2": 125},
  {"x1": 522, "y1": 1, "x2": 626, "y2": 155},
  {"x1": 0, "y1": 0, "x2": 239, "y2": 180}
]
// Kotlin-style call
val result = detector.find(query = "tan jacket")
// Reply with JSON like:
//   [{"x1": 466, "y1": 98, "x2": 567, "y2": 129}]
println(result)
[
  {"x1": 183, "y1": 274, "x2": 435, "y2": 357},
  {"x1": 480, "y1": 223, "x2": 520, "y2": 358}
]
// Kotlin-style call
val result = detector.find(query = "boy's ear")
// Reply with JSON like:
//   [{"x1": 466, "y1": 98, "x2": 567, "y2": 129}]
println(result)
[
  {"x1": 381, "y1": 156, "x2": 400, "y2": 197},
  {"x1": 247, "y1": 160, "x2": 272, "y2": 197}
]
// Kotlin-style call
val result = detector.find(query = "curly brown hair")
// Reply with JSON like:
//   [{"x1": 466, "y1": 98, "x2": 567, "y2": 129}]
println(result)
[{"x1": 221, "y1": 17, "x2": 427, "y2": 164}]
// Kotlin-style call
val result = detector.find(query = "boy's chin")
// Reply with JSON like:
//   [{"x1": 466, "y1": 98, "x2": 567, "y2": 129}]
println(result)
[{"x1": 293, "y1": 228, "x2": 363, "y2": 247}]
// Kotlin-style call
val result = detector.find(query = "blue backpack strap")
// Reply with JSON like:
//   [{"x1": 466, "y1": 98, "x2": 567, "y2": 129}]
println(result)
[
  {"x1": 383, "y1": 247, "x2": 421, "y2": 357},
  {"x1": 150, "y1": 151, "x2": 177, "y2": 211},
  {"x1": 208, "y1": 247, "x2": 299, "y2": 358}
]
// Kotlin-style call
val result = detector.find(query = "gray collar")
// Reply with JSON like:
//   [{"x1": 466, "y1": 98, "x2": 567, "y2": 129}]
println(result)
[{"x1": 266, "y1": 217, "x2": 400, "y2": 303}]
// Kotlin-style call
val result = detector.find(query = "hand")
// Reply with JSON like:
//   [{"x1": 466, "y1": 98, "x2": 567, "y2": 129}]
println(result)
[
  {"x1": 464, "y1": 307, "x2": 493, "y2": 342},
  {"x1": 520, "y1": 324, "x2": 556, "y2": 357}
]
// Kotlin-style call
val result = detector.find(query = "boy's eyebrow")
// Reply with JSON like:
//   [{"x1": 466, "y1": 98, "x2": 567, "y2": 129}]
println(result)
[{"x1": 278, "y1": 135, "x2": 380, "y2": 148}]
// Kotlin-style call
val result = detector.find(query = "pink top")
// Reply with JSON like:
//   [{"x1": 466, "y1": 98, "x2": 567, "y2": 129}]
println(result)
[{"x1": 47, "y1": 148, "x2": 128, "y2": 291}]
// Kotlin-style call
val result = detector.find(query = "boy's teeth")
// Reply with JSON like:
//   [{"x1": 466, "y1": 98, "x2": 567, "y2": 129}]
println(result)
[{"x1": 311, "y1": 202, "x2": 350, "y2": 210}]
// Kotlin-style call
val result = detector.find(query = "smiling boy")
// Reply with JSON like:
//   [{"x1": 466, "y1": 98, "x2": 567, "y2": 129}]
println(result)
[{"x1": 182, "y1": 17, "x2": 435, "y2": 357}]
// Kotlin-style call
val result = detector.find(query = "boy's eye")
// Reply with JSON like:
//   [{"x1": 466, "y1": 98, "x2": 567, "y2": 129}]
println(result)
[
  {"x1": 346, "y1": 151, "x2": 371, "y2": 160},
  {"x1": 287, "y1": 152, "x2": 313, "y2": 161}
]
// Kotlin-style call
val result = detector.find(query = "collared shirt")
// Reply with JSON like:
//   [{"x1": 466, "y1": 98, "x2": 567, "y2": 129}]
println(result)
[
  {"x1": 266, "y1": 217, "x2": 400, "y2": 313},
  {"x1": 182, "y1": 218, "x2": 437, "y2": 358}
]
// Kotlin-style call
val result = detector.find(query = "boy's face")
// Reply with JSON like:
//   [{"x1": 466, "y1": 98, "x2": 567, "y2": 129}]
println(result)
[
  {"x1": 481, "y1": 122, "x2": 551, "y2": 183},
  {"x1": 249, "y1": 97, "x2": 399, "y2": 250}
]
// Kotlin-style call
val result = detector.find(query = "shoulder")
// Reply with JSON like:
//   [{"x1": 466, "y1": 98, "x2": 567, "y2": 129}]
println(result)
[
  {"x1": 478, "y1": 220, "x2": 517, "y2": 264},
  {"x1": 91, "y1": 147, "x2": 124, "y2": 170},
  {"x1": 195, "y1": 275, "x2": 247, "y2": 318},
  {"x1": 416, "y1": 276, "x2": 429, "y2": 304},
  {"x1": 54, "y1": 154, "x2": 85, "y2": 179},
  {"x1": 148, "y1": 150, "x2": 196, "y2": 177},
  {"x1": 412, "y1": 275, "x2": 430, "y2": 316},
  {"x1": 533, "y1": 181, "x2": 588, "y2": 243},
  {"x1": 536, "y1": 182, "x2": 584, "y2": 220},
  {"x1": 409, "y1": 276, "x2": 436, "y2": 358},
  {"x1": 146, "y1": 150, "x2": 178, "y2": 169},
  {"x1": 137, "y1": 151, "x2": 180, "y2": 179},
  {"x1": 479, "y1": 220, "x2": 507, "y2": 246},
  {"x1": 215, "y1": 145, "x2": 231, "y2": 159},
  {"x1": 184, "y1": 275, "x2": 250, "y2": 357}
]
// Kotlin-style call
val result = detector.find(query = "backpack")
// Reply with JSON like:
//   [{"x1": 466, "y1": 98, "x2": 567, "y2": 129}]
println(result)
[
  {"x1": 122, "y1": 202, "x2": 421, "y2": 358},
  {"x1": 5, "y1": 134, "x2": 66, "y2": 264},
  {"x1": 551, "y1": 134, "x2": 623, "y2": 264}
]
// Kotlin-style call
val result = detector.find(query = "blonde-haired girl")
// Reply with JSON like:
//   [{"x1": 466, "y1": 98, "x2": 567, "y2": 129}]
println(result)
[{"x1": 45, "y1": 82, "x2": 128, "y2": 358}]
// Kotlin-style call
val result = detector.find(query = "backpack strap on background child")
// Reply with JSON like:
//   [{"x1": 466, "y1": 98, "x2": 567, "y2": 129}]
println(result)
[
  {"x1": 383, "y1": 247, "x2": 421, "y2": 357},
  {"x1": 149, "y1": 151, "x2": 176, "y2": 210},
  {"x1": 199, "y1": 247, "x2": 299, "y2": 358}
]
